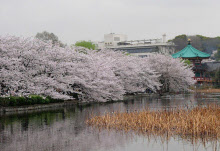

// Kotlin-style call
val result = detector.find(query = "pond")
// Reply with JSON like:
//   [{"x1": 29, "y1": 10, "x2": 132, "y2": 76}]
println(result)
[{"x1": 0, "y1": 93, "x2": 220, "y2": 151}]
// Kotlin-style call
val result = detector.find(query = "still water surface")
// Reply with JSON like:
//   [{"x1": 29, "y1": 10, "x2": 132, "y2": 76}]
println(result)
[{"x1": 0, "y1": 93, "x2": 220, "y2": 151}]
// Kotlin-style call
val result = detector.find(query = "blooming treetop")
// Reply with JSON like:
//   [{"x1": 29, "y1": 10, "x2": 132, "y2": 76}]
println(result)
[
  {"x1": 92, "y1": 50, "x2": 161, "y2": 93},
  {"x1": 145, "y1": 54, "x2": 196, "y2": 92}
]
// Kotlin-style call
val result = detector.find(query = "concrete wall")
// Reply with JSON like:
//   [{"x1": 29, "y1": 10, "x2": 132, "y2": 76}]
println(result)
[
  {"x1": 104, "y1": 33, "x2": 127, "y2": 47},
  {"x1": 0, "y1": 101, "x2": 77, "y2": 114}
]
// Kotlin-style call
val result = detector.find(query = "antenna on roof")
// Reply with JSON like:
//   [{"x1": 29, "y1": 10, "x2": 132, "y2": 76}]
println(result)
[
  {"x1": 110, "y1": 25, "x2": 113, "y2": 34},
  {"x1": 162, "y1": 34, "x2": 166, "y2": 43}
]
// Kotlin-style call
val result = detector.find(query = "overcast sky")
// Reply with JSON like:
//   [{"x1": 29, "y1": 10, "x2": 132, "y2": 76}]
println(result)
[{"x1": 1, "y1": 0, "x2": 220, "y2": 44}]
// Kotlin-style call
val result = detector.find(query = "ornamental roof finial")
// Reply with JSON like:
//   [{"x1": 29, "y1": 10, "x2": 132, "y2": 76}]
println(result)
[{"x1": 188, "y1": 39, "x2": 191, "y2": 45}]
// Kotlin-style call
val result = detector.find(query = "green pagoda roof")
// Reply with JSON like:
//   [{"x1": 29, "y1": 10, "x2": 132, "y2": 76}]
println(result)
[{"x1": 172, "y1": 40, "x2": 210, "y2": 59}]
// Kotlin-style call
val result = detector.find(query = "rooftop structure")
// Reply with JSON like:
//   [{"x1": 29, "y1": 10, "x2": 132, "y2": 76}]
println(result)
[
  {"x1": 172, "y1": 40, "x2": 210, "y2": 59},
  {"x1": 172, "y1": 39, "x2": 211, "y2": 83},
  {"x1": 97, "y1": 33, "x2": 175, "y2": 57}
]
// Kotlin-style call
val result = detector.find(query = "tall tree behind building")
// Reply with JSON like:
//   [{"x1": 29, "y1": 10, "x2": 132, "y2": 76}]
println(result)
[
  {"x1": 170, "y1": 34, "x2": 220, "y2": 60},
  {"x1": 74, "y1": 41, "x2": 96, "y2": 50},
  {"x1": 214, "y1": 45, "x2": 220, "y2": 61},
  {"x1": 171, "y1": 34, "x2": 187, "y2": 51},
  {"x1": 35, "y1": 31, "x2": 65, "y2": 47}
]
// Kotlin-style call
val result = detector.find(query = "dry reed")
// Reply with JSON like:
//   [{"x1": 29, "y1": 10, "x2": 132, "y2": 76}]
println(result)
[
  {"x1": 87, "y1": 104, "x2": 220, "y2": 139},
  {"x1": 195, "y1": 89, "x2": 220, "y2": 93}
]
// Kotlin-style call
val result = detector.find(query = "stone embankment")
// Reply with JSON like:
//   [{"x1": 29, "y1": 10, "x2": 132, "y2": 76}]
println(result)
[{"x1": 0, "y1": 101, "x2": 77, "y2": 114}]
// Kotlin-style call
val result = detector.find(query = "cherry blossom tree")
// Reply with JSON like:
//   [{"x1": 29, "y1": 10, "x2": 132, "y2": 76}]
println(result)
[
  {"x1": 91, "y1": 50, "x2": 161, "y2": 93},
  {"x1": 145, "y1": 54, "x2": 196, "y2": 93},
  {"x1": 54, "y1": 48, "x2": 125, "y2": 102},
  {"x1": 0, "y1": 36, "x2": 195, "y2": 102},
  {"x1": 0, "y1": 36, "x2": 66, "y2": 99},
  {"x1": 0, "y1": 36, "x2": 124, "y2": 102}
]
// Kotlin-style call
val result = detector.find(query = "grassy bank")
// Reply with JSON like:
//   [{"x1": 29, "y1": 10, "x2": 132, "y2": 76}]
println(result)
[
  {"x1": 87, "y1": 104, "x2": 220, "y2": 138},
  {"x1": 0, "y1": 95, "x2": 64, "y2": 107}
]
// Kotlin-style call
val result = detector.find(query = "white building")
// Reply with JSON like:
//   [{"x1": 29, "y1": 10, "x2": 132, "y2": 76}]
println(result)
[
  {"x1": 97, "y1": 33, "x2": 175, "y2": 56},
  {"x1": 104, "y1": 33, "x2": 127, "y2": 46},
  {"x1": 97, "y1": 33, "x2": 127, "y2": 49}
]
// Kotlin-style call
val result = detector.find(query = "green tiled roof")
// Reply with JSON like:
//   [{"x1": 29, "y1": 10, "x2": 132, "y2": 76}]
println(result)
[{"x1": 172, "y1": 44, "x2": 210, "y2": 59}]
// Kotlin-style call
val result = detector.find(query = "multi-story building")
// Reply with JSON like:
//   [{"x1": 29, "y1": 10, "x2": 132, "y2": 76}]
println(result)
[{"x1": 97, "y1": 33, "x2": 175, "y2": 57}]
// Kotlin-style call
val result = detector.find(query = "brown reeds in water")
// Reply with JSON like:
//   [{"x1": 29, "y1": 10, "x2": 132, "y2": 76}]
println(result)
[
  {"x1": 194, "y1": 89, "x2": 220, "y2": 93},
  {"x1": 86, "y1": 104, "x2": 220, "y2": 139}
]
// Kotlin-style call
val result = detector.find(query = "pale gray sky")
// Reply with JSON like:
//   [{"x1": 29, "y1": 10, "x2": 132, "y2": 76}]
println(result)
[{"x1": 1, "y1": 0, "x2": 220, "y2": 44}]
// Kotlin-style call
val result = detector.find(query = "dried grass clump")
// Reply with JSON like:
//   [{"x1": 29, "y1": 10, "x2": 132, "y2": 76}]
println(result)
[
  {"x1": 195, "y1": 89, "x2": 220, "y2": 93},
  {"x1": 87, "y1": 104, "x2": 220, "y2": 138}
]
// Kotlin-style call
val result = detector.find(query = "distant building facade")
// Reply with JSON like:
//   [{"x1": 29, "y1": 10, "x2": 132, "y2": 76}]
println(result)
[{"x1": 97, "y1": 33, "x2": 175, "y2": 57}]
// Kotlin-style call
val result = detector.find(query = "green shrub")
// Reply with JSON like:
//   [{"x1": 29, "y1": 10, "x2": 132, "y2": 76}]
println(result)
[
  {"x1": 0, "y1": 97, "x2": 9, "y2": 106},
  {"x1": 16, "y1": 96, "x2": 26, "y2": 106},
  {"x1": 46, "y1": 96, "x2": 63, "y2": 103},
  {"x1": 0, "y1": 95, "x2": 65, "y2": 107},
  {"x1": 8, "y1": 96, "x2": 17, "y2": 106},
  {"x1": 45, "y1": 98, "x2": 50, "y2": 104},
  {"x1": 30, "y1": 95, "x2": 44, "y2": 104}
]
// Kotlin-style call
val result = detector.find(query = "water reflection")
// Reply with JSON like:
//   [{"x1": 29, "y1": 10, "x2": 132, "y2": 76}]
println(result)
[{"x1": 0, "y1": 93, "x2": 220, "y2": 151}]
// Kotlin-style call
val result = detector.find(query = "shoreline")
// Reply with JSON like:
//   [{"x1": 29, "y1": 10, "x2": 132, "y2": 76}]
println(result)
[
  {"x1": 0, "y1": 100, "x2": 77, "y2": 115},
  {"x1": 0, "y1": 94, "x2": 155, "y2": 114},
  {"x1": 1, "y1": 91, "x2": 220, "y2": 114}
]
